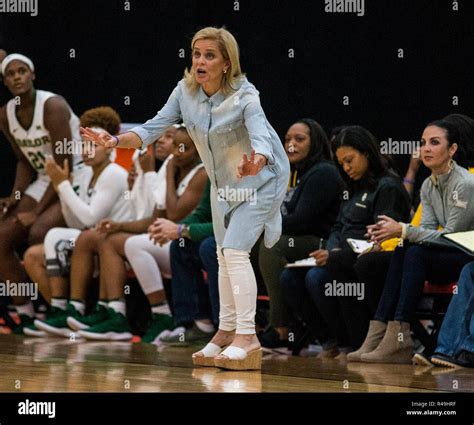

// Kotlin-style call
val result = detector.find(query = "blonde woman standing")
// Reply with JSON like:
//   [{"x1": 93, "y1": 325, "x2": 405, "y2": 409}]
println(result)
[{"x1": 81, "y1": 27, "x2": 290, "y2": 370}]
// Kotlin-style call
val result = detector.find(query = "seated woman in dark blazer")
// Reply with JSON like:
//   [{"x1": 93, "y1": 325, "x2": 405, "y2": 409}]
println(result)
[
  {"x1": 258, "y1": 118, "x2": 344, "y2": 349},
  {"x1": 281, "y1": 126, "x2": 410, "y2": 357}
]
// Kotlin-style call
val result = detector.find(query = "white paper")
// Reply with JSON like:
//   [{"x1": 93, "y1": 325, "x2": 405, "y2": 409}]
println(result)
[
  {"x1": 346, "y1": 238, "x2": 374, "y2": 254},
  {"x1": 442, "y1": 231, "x2": 474, "y2": 255},
  {"x1": 285, "y1": 257, "x2": 317, "y2": 268}
]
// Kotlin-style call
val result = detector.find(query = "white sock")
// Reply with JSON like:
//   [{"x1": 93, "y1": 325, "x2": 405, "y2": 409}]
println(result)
[
  {"x1": 51, "y1": 298, "x2": 67, "y2": 310},
  {"x1": 108, "y1": 300, "x2": 126, "y2": 316},
  {"x1": 69, "y1": 300, "x2": 85, "y2": 315},
  {"x1": 98, "y1": 300, "x2": 108, "y2": 308},
  {"x1": 151, "y1": 302, "x2": 171, "y2": 316},
  {"x1": 195, "y1": 320, "x2": 215, "y2": 334},
  {"x1": 16, "y1": 302, "x2": 35, "y2": 318}
]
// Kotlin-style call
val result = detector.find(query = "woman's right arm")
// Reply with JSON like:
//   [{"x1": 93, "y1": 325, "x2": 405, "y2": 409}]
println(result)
[
  {"x1": 57, "y1": 165, "x2": 128, "y2": 228},
  {"x1": 0, "y1": 108, "x2": 35, "y2": 213},
  {"x1": 80, "y1": 84, "x2": 183, "y2": 150},
  {"x1": 326, "y1": 207, "x2": 345, "y2": 251},
  {"x1": 127, "y1": 84, "x2": 183, "y2": 149},
  {"x1": 112, "y1": 207, "x2": 165, "y2": 234},
  {"x1": 283, "y1": 167, "x2": 342, "y2": 235}
]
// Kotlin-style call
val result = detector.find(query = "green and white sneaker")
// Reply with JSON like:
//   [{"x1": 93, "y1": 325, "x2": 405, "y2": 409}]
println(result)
[
  {"x1": 78, "y1": 309, "x2": 132, "y2": 341},
  {"x1": 34, "y1": 304, "x2": 82, "y2": 338},
  {"x1": 23, "y1": 307, "x2": 69, "y2": 337},
  {"x1": 23, "y1": 322, "x2": 47, "y2": 337},
  {"x1": 12, "y1": 314, "x2": 36, "y2": 335},
  {"x1": 67, "y1": 303, "x2": 109, "y2": 331},
  {"x1": 160, "y1": 323, "x2": 213, "y2": 346},
  {"x1": 141, "y1": 313, "x2": 175, "y2": 344}
]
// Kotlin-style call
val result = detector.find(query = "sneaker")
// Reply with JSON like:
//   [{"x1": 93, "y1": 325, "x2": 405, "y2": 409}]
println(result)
[
  {"x1": 23, "y1": 307, "x2": 66, "y2": 337},
  {"x1": 258, "y1": 327, "x2": 289, "y2": 352},
  {"x1": 77, "y1": 309, "x2": 133, "y2": 341},
  {"x1": 67, "y1": 303, "x2": 109, "y2": 331},
  {"x1": 160, "y1": 323, "x2": 213, "y2": 346},
  {"x1": 141, "y1": 313, "x2": 175, "y2": 344},
  {"x1": 23, "y1": 322, "x2": 47, "y2": 337},
  {"x1": 12, "y1": 314, "x2": 35, "y2": 335},
  {"x1": 455, "y1": 350, "x2": 474, "y2": 368},
  {"x1": 34, "y1": 304, "x2": 82, "y2": 338}
]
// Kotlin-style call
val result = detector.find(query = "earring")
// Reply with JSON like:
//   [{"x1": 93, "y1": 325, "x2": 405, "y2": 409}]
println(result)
[{"x1": 223, "y1": 69, "x2": 227, "y2": 74}]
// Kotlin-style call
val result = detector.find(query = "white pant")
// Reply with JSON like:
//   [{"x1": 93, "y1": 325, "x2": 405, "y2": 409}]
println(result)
[
  {"x1": 217, "y1": 246, "x2": 257, "y2": 335},
  {"x1": 124, "y1": 234, "x2": 171, "y2": 295},
  {"x1": 44, "y1": 227, "x2": 81, "y2": 276}
]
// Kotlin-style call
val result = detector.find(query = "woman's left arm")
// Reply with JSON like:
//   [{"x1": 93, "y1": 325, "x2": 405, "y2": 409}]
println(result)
[
  {"x1": 404, "y1": 179, "x2": 474, "y2": 245},
  {"x1": 372, "y1": 180, "x2": 474, "y2": 245},
  {"x1": 242, "y1": 96, "x2": 274, "y2": 166}
]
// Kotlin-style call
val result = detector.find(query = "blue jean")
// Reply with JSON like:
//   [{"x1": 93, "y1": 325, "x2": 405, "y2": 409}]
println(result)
[
  {"x1": 375, "y1": 244, "x2": 472, "y2": 323},
  {"x1": 436, "y1": 262, "x2": 474, "y2": 357},
  {"x1": 280, "y1": 266, "x2": 333, "y2": 347},
  {"x1": 198, "y1": 236, "x2": 219, "y2": 325},
  {"x1": 169, "y1": 236, "x2": 219, "y2": 326}
]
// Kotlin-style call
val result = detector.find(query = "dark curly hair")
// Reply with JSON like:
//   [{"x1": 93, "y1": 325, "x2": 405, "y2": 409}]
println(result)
[{"x1": 80, "y1": 106, "x2": 121, "y2": 135}]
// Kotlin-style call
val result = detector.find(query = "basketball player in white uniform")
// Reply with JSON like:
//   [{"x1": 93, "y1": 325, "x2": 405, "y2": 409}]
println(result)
[{"x1": 0, "y1": 53, "x2": 81, "y2": 325}]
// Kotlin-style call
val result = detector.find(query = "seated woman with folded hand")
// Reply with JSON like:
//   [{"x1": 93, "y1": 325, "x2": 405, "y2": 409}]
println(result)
[{"x1": 350, "y1": 119, "x2": 474, "y2": 364}]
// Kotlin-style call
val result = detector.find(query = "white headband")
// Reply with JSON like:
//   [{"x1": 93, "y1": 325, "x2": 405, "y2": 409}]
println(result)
[
  {"x1": 1, "y1": 54, "x2": 35, "y2": 75},
  {"x1": 89, "y1": 126, "x2": 106, "y2": 133}
]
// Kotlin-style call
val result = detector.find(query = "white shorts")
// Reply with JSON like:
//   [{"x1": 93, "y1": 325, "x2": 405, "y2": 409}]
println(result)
[
  {"x1": 44, "y1": 227, "x2": 81, "y2": 276},
  {"x1": 24, "y1": 174, "x2": 51, "y2": 202}
]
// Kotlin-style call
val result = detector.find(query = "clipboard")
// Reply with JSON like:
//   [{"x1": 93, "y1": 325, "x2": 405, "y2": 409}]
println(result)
[
  {"x1": 346, "y1": 238, "x2": 374, "y2": 254},
  {"x1": 441, "y1": 231, "x2": 474, "y2": 256},
  {"x1": 285, "y1": 257, "x2": 317, "y2": 268}
]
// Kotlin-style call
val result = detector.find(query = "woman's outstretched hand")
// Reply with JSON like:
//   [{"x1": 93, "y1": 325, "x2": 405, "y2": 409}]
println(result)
[
  {"x1": 80, "y1": 127, "x2": 116, "y2": 148},
  {"x1": 236, "y1": 149, "x2": 267, "y2": 178}
]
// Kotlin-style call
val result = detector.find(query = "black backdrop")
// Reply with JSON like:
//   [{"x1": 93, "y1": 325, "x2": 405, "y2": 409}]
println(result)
[{"x1": 0, "y1": 0, "x2": 473, "y2": 195}]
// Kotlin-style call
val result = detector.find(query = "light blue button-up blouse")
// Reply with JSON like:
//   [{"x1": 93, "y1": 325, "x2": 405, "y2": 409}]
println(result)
[{"x1": 130, "y1": 76, "x2": 290, "y2": 251}]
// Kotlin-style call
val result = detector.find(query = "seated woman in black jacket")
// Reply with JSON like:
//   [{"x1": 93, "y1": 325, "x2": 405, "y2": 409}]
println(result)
[
  {"x1": 281, "y1": 126, "x2": 411, "y2": 357},
  {"x1": 258, "y1": 118, "x2": 345, "y2": 349}
]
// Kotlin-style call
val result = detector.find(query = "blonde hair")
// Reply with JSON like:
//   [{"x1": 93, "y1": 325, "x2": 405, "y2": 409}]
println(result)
[{"x1": 184, "y1": 27, "x2": 243, "y2": 96}]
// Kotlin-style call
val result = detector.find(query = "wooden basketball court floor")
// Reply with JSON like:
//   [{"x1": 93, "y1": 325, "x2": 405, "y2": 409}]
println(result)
[{"x1": 0, "y1": 334, "x2": 472, "y2": 393}]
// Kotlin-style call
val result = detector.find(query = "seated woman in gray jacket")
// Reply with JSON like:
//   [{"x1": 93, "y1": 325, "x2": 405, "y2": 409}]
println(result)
[{"x1": 350, "y1": 119, "x2": 474, "y2": 364}]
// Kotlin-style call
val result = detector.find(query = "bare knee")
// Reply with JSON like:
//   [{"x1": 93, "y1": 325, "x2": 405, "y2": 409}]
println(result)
[
  {"x1": 27, "y1": 224, "x2": 48, "y2": 246},
  {"x1": 0, "y1": 220, "x2": 26, "y2": 251},
  {"x1": 74, "y1": 229, "x2": 102, "y2": 253},
  {"x1": 99, "y1": 234, "x2": 124, "y2": 257},
  {"x1": 24, "y1": 244, "x2": 44, "y2": 270}
]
